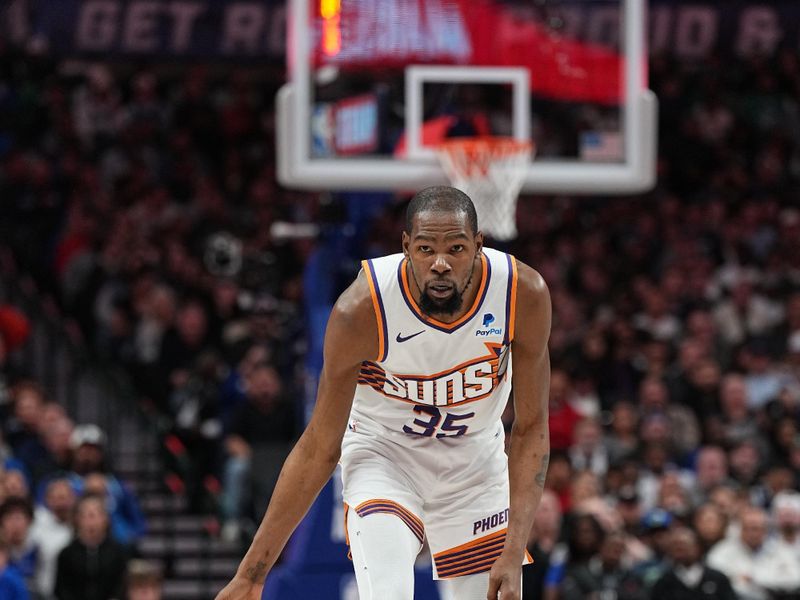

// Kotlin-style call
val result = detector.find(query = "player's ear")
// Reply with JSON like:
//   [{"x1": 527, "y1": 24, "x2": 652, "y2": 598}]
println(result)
[
  {"x1": 402, "y1": 231, "x2": 410, "y2": 257},
  {"x1": 474, "y1": 230, "x2": 484, "y2": 254}
]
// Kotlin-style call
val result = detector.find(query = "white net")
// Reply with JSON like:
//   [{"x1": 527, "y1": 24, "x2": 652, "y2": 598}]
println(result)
[{"x1": 437, "y1": 137, "x2": 533, "y2": 241}]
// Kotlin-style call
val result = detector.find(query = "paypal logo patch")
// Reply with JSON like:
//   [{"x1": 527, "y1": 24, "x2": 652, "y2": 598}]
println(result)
[{"x1": 477, "y1": 313, "x2": 502, "y2": 337}]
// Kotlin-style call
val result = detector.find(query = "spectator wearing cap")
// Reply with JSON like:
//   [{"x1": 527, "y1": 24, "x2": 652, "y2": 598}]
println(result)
[
  {"x1": 633, "y1": 508, "x2": 673, "y2": 589},
  {"x1": 0, "y1": 539, "x2": 28, "y2": 600},
  {"x1": 0, "y1": 497, "x2": 38, "y2": 595},
  {"x1": 707, "y1": 506, "x2": 800, "y2": 600},
  {"x1": 651, "y1": 527, "x2": 736, "y2": 600},
  {"x1": 29, "y1": 478, "x2": 75, "y2": 599},
  {"x1": 125, "y1": 559, "x2": 162, "y2": 600},
  {"x1": 613, "y1": 486, "x2": 652, "y2": 566},
  {"x1": 68, "y1": 425, "x2": 146, "y2": 546},
  {"x1": 68, "y1": 424, "x2": 108, "y2": 476},
  {"x1": 54, "y1": 494, "x2": 129, "y2": 600}
]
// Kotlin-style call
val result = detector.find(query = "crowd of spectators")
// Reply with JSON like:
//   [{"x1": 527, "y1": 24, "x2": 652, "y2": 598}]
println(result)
[
  {"x1": 2, "y1": 26, "x2": 800, "y2": 600},
  {"x1": 517, "y1": 53, "x2": 800, "y2": 599},
  {"x1": 0, "y1": 320, "x2": 157, "y2": 600},
  {"x1": 0, "y1": 44, "x2": 306, "y2": 537}
]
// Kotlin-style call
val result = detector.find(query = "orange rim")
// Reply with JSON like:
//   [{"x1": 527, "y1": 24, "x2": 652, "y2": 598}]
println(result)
[
  {"x1": 438, "y1": 136, "x2": 532, "y2": 156},
  {"x1": 437, "y1": 136, "x2": 533, "y2": 177}
]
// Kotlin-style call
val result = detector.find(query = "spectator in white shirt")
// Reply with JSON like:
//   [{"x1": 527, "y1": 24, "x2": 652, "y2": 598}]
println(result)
[
  {"x1": 771, "y1": 491, "x2": 800, "y2": 560},
  {"x1": 29, "y1": 478, "x2": 75, "y2": 599},
  {"x1": 707, "y1": 506, "x2": 800, "y2": 600},
  {"x1": 713, "y1": 278, "x2": 784, "y2": 347}
]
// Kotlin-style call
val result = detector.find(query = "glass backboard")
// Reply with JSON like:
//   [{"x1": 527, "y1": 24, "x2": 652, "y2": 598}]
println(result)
[{"x1": 277, "y1": 0, "x2": 657, "y2": 194}]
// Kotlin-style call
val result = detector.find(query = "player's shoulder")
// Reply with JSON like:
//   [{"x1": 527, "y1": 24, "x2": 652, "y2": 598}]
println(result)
[
  {"x1": 513, "y1": 258, "x2": 549, "y2": 303},
  {"x1": 510, "y1": 258, "x2": 551, "y2": 345},
  {"x1": 330, "y1": 267, "x2": 376, "y2": 328}
]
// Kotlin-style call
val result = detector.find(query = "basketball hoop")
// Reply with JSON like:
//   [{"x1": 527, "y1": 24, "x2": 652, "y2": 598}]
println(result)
[{"x1": 437, "y1": 137, "x2": 534, "y2": 241}]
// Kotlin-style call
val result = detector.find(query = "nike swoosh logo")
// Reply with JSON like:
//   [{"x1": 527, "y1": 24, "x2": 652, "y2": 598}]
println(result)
[{"x1": 396, "y1": 330, "x2": 425, "y2": 343}]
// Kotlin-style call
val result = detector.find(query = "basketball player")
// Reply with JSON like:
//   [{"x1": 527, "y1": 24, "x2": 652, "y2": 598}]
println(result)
[{"x1": 216, "y1": 186, "x2": 551, "y2": 600}]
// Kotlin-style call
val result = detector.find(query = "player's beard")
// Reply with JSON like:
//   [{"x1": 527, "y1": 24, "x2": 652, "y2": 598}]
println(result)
[
  {"x1": 418, "y1": 283, "x2": 464, "y2": 316},
  {"x1": 414, "y1": 263, "x2": 475, "y2": 317}
]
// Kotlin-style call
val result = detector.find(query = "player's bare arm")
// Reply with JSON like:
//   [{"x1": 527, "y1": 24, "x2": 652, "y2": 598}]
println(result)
[
  {"x1": 215, "y1": 271, "x2": 378, "y2": 600},
  {"x1": 487, "y1": 262, "x2": 551, "y2": 600}
]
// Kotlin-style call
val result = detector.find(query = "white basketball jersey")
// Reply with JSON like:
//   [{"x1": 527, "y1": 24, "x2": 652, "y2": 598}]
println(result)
[{"x1": 352, "y1": 247, "x2": 518, "y2": 439}]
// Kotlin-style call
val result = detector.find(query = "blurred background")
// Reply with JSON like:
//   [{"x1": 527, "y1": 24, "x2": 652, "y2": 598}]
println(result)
[{"x1": 1, "y1": 0, "x2": 800, "y2": 599}]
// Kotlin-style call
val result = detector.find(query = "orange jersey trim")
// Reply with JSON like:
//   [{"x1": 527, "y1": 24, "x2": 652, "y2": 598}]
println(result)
[
  {"x1": 343, "y1": 503, "x2": 353, "y2": 560},
  {"x1": 362, "y1": 260, "x2": 387, "y2": 362},
  {"x1": 399, "y1": 253, "x2": 489, "y2": 332},
  {"x1": 508, "y1": 256, "x2": 518, "y2": 342}
]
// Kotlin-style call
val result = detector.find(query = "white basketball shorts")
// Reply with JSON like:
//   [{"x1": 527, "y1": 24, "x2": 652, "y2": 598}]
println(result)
[{"x1": 339, "y1": 416, "x2": 532, "y2": 579}]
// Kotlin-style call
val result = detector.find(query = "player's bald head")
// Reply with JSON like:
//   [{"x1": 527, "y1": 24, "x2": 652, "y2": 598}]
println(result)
[{"x1": 405, "y1": 186, "x2": 478, "y2": 236}]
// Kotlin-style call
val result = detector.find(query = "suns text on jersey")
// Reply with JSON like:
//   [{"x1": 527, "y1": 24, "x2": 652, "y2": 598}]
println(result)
[{"x1": 357, "y1": 343, "x2": 510, "y2": 406}]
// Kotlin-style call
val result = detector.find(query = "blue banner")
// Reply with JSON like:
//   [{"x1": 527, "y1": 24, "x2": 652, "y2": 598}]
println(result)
[{"x1": 26, "y1": 0, "x2": 800, "y2": 61}]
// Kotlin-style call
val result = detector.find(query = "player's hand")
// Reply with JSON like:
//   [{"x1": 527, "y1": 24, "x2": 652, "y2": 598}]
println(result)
[
  {"x1": 487, "y1": 552, "x2": 522, "y2": 600},
  {"x1": 214, "y1": 575, "x2": 263, "y2": 600}
]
